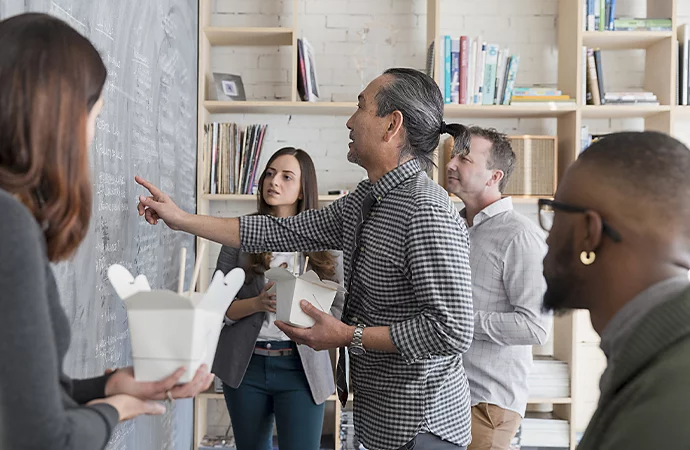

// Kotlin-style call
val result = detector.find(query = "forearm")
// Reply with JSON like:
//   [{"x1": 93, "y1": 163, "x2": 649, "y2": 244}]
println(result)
[
  {"x1": 474, "y1": 310, "x2": 550, "y2": 346},
  {"x1": 178, "y1": 213, "x2": 240, "y2": 247},
  {"x1": 225, "y1": 297, "x2": 258, "y2": 321},
  {"x1": 360, "y1": 326, "x2": 398, "y2": 353}
]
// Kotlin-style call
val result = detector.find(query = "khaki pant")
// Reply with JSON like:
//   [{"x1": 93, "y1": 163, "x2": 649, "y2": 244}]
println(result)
[{"x1": 467, "y1": 403, "x2": 522, "y2": 450}]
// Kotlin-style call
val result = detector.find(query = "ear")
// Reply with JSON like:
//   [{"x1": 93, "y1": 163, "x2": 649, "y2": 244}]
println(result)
[
  {"x1": 487, "y1": 169, "x2": 504, "y2": 188},
  {"x1": 580, "y1": 210, "x2": 603, "y2": 253},
  {"x1": 383, "y1": 110, "x2": 404, "y2": 143}
]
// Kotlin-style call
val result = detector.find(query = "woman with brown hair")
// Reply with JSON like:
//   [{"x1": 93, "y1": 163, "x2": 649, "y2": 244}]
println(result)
[
  {"x1": 0, "y1": 13, "x2": 212, "y2": 450},
  {"x1": 211, "y1": 147, "x2": 345, "y2": 450}
]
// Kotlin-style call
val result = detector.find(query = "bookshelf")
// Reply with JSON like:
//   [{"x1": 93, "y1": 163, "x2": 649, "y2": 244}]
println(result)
[{"x1": 194, "y1": 0, "x2": 680, "y2": 449}]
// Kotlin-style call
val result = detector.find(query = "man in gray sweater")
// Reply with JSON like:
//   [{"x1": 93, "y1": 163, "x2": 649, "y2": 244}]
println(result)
[{"x1": 539, "y1": 131, "x2": 690, "y2": 449}]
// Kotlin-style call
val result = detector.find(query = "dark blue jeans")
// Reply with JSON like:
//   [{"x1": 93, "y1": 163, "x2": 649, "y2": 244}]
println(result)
[{"x1": 222, "y1": 341, "x2": 325, "y2": 450}]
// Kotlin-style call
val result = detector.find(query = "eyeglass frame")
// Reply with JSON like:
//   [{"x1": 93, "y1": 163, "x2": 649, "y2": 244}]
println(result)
[{"x1": 537, "y1": 198, "x2": 622, "y2": 243}]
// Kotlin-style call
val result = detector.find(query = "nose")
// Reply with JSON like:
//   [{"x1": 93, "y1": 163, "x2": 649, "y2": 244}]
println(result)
[
  {"x1": 446, "y1": 156, "x2": 458, "y2": 172},
  {"x1": 346, "y1": 114, "x2": 354, "y2": 130}
]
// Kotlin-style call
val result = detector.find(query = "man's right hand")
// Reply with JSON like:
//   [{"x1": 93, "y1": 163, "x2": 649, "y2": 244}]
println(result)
[{"x1": 135, "y1": 176, "x2": 187, "y2": 230}]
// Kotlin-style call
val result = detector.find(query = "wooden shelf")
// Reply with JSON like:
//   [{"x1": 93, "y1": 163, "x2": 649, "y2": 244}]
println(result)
[
  {"x1": 205, "y1": 101, "x2": 577, "y2": 117},
  {"x1": 674, "y1": 106, "x2": 690, "y2": 117},
  {"x1": 203, "y1": 193, "x2": 344, "y2": 201},
  {"x1": 582, "y1": 31, "x2": 673, "y2": 50},
  {"x1": 327, "y1": 393, "x2": 354, "y2": 402},
  {"x1": 204, "y1": 27, "x2": 294, "y2": 46},
  {"x1": 204, "y1": 100, "x2": 357, "y2": 115},
  {"x1": 444, "y1": 103, "x2": 577, "y2": 118},
  {"x1": 581, "y1": 104, "x2": 671, "y2": 118},
  {"x1": 198, "y1": 391, "x2": 224, "y2": 400},
  {"x1": 528, "y1": 397, "x2": 572, "y2": 404}
]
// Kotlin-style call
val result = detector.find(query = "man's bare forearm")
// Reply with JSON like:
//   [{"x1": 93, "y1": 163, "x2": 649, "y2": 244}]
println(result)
[{"x1": 178, "y1": 213, "x2": 241, "y2": 247}]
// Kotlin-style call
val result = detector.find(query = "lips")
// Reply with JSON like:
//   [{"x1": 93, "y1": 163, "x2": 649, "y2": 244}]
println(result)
[{"x1": 267, "y1": 189, "x2": 279, "y2": 196}]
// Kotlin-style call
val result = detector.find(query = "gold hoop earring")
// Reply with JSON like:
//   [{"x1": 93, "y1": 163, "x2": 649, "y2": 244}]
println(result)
[{"x1": 580, "y1": 251, "x2": 596, "y2": 265}]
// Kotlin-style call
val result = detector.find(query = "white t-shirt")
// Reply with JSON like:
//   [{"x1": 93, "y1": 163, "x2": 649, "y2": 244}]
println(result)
[{"x1": 256, "y1": 251, "x2": 305, "y2": 342}]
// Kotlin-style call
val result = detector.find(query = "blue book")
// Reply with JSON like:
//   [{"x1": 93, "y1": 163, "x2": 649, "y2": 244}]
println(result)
[
  {"x1": 606, "y1": 0, "x2": 616, "y2": 30},
  {"x1": 450, "y1": 38, "x2": 460, "y2": 103}
]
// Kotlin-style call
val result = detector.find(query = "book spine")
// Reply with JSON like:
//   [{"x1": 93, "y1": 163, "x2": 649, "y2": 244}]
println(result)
[
  {"x1": 502, "y1": 55, "x2": 520, "y2": 105},
  {"x1": 450, "y1": 38, "x2": 460, "y2": 104},
  {"x1": 475, "y1": 42, "x2": 486, "y2": 104},
  {"x1": 587, "y1": 0, "x2": 595, "y2": 31},
  {"x1": 459, "y1": 36, "x2": 470, "y2": 104},
  {"x1": 586, "y1": 48, "x2": 601, "y2": 105},
  {"x1": 593, "y1": 48, "x2": 605, "y2": 104},
  {"x1": 482, "y1": 44, "x2": 499, "y2": 105}
]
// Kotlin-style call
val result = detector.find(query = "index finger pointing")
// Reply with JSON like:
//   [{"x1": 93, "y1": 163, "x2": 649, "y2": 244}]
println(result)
[{"x1": 135, "y1": 176, "x2": 164, "y2": 198}]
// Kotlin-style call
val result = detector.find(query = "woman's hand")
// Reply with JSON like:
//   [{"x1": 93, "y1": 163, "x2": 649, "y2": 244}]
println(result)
[
  {"x1": 105, "y1": 365, "x2": 215, "y2": 401},
  {"x1": 252, "y1": 281, "x2": 277, "y2": 313},
  {"x1": 87, "y1": 394, "x2": 166, "y2": 422}
]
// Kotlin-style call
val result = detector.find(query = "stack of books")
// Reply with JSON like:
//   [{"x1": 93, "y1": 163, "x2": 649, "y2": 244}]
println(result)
[
  {"x1": 510, "y1": 413, "x2": 570, "y2": 450},
  {"x1": 340, "y1": 410, "x2": 364, "y2": 450},
  {"x1": 510, "y1": 87, "x2": 575, "y2": 105},
  {"x1": 528, "y1": 356, "x2": 570, "y2": 398}
]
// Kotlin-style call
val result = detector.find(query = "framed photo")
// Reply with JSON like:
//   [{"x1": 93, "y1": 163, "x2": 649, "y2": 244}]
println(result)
[{"x1": 213, "y1": 72, "x2": 246, "y2": 101}]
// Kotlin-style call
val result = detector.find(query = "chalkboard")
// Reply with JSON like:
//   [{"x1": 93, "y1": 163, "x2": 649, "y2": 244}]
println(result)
[{"x1": 0, "y1": 1, "x2": 198, "y2": 449}]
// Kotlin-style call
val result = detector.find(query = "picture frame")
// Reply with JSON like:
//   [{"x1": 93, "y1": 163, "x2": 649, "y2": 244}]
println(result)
[{"x1": 212, "y1": 72, "x2": 246, "y2": 101}]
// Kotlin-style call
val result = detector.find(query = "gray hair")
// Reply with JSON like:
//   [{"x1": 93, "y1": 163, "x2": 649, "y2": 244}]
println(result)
[{"x1": 375, "y1": 68, "x2": 470, "y2": 171}]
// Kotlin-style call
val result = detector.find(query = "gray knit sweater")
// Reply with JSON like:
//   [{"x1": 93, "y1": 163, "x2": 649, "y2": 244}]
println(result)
[{"x1": 0, "y1": 189, "x2": 119, "y2": 449}]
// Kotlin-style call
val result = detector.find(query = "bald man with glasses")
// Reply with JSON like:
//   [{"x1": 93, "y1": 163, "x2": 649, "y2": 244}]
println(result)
[{"x1": 539, "y1": 131, "x2": 690, "y2": 450}]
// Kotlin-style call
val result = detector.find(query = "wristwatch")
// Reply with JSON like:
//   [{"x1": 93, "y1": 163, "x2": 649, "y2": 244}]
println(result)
[{"x1": 348, "y1": 323, "x2": 366, "y2": 355}]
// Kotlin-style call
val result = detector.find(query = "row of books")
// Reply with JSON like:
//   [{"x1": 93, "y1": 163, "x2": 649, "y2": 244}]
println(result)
[
  {"x1": 583, "y1": 0, "x2": 672, "y2": 31},
  {"x1": 583, "y1": 46, "x2": 658, "y2": 106},
  {"x1": 433, "y1": 36, "x2": 520, "y2": 105},
  {"x1": 202, "y1": 122, "x2": 268, "y2": 195}
]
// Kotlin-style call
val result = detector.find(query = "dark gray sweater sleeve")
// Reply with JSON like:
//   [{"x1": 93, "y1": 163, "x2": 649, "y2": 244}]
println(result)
[
  {"x1": 0, "y1": 197, "x2": 119, "y2": 450},
  {"x1": 69, "y1": 374, "x2": 115, "y2": 405}
]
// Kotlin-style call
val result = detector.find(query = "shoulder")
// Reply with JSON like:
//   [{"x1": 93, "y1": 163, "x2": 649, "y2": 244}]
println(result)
[
  {"x1": 404, "y1": 173, "x2": 463, "y2": 227},
  {"x1": 0, "y1": 189, "x2": 43, "y2": 243}
]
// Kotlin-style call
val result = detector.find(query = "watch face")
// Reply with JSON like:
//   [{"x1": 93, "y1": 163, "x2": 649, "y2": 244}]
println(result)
[{"x1": 349, "y1": 346, "x2": 366, "y2": 356}]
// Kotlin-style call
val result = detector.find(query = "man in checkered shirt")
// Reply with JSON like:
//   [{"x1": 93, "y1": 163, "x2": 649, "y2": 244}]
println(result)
[
  {"x1": 445, "y1": 127, "x2": 552, "y2": 450},
  {"x1": 136, "y1": 68, "x2": 475, "y2": 450}
]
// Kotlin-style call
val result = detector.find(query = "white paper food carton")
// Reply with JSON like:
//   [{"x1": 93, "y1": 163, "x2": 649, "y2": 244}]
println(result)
[
  {"x1": 264, "y1": 268, "x2": 346, "y2": 328},
  {"x1": 107, "y1": 264, "x2": 244, "y2": 382}
]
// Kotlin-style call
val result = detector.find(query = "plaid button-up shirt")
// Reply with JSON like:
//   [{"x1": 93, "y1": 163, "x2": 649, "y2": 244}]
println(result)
[{"x1": 240, "y1": 159, "x2": 473, "y2": 450}]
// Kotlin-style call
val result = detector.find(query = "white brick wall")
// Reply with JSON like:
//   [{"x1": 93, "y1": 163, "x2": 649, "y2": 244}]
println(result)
[{"x1": 205, "y1": 0, "x2": 690, "y2": 439}]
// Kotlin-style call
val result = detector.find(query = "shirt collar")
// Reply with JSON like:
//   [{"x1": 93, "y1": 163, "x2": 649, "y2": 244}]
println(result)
[
  {"x1": 460, "y1": 196, "x2": 513, "y2": 227},
  {"x1": 600, "y1": 275, "x2": 690, "y2": 360},
  {"x1": 367, "y1": 159, "x2": 422, "y2": 202}
]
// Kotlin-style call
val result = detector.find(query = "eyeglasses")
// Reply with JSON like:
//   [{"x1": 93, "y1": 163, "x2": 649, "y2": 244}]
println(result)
[{"x1": 538, "y1": 199, "x2": 622, "y2": 242}]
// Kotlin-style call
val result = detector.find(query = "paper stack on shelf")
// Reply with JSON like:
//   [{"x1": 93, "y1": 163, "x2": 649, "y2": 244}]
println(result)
[{"x1": 528, "y1": 356, "x2": 569, "y2": 398}]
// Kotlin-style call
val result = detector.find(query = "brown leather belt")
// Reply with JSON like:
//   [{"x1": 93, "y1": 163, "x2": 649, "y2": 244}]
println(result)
[{"x1": 253, "y1": 342, "x2": 295, "y2": 357}]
